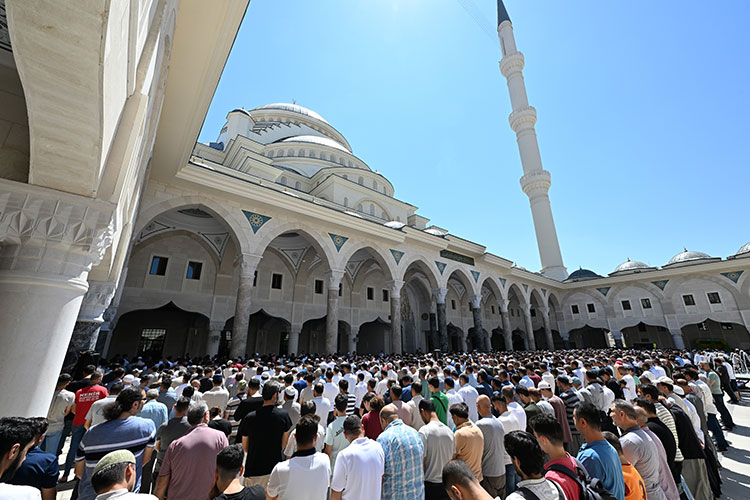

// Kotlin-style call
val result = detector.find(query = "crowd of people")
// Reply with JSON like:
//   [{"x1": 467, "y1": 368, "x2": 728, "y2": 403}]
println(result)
[{"x1": 0, "y1": 347, "x2": 746, "y2": 500}]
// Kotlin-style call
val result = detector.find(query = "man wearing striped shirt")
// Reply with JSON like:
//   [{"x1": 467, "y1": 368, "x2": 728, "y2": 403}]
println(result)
[
  {"x1": 74, "y1": 386, "x2": 156, "y2": 500},
  {"x1": 338, "y1": 379, "x2": 357, "y2": 416}
]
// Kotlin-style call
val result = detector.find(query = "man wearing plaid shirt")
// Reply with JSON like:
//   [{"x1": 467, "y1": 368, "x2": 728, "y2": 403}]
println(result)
[{"x1": 377, "y1": 404, "x2": 425, "y2": 500}]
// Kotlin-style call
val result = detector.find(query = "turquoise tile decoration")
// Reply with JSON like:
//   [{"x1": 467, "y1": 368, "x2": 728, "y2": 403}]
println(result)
[
  {"x1": 596, "y1": 287, "x2": 611, "y2": 296},
  {"x1": 498, "y1": 278, "x2": 507, "y2": 287},
  {"x1": 242, "y1": 210, "x2": 271, "y2": 234},
  {"x1": 471, "y1": 270, "x2": 480, "y2": 283},
  {"x1": 720, "y1": 270, "x2": 744, "y2": 284},
  {"x1": 435, "y1": 261, "x2": 447, "y2": 275},
  {"x1": 541, "y1": 288, "x2": 547, "y2": 296},
  {"x1": 651, "y1": 280, "x2": 669, "y2": 291},
  {"x1": 390, "y1": 249, "x2": 404, "y2": 265},
  {"x1": 328, "y1": 233, "x2": 349, "y2": 252}
]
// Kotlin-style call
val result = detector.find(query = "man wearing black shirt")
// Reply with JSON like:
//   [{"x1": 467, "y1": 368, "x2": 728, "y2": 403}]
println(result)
[
  {"x1": 209, "y1": 444, "x2": 265, "y2": 500},
  {"x1": 232, "y1": 379, "x2": 263, "y2": 424},
  {"x1": 238, "y1": 381, "x2": 291, "y2": 491},
  {"x1": 600, "y1": 367, "x2": 624, "y2": 400}
]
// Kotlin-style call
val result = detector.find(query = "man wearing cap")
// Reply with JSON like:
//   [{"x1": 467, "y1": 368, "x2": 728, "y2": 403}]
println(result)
[
  {"x1": 203, "y1": 375, "x2": 230, "y2": 414},
  {"x1": 90, "y1": 450, "x2": 157, "y2": 499},
  {"x1": 281, "y1": 387, "x2": 301, "y2": 428}
]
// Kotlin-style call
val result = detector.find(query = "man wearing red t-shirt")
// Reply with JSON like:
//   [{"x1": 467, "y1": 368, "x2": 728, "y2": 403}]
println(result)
[
  {"x1": 529, "y1": 413, "x2": 581, "y2": 500},
  {"x1": 61, "y1": 371, "x2": 107, "y2": 482}
]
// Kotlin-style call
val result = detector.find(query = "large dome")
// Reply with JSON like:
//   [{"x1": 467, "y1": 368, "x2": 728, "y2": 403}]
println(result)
[
  {"x1": 254, "y1": 103, "x2": 328, "y2": 124},
  {"x1": 278, "y1": 135, "x2": 348, "y2": 152},
  {"x1": 665, "y1": 248, "x2": 714, "y2": 266},
  {"x1": 565, "y1": 268, "x2": 602, "y2": 282}
]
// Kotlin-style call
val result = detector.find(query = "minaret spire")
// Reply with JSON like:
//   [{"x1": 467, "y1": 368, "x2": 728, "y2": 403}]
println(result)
[{"x1": 497, "y1": 2, "x2": 568, "y2": 281}]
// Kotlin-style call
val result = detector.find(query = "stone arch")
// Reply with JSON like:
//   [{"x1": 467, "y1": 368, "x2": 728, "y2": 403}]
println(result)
[
  {"x1": 481, "y1": 277, "x2": 505, "y2": 304},
  {"x1": 506, "y1": 282, "x2": 528, "y2": 307},
  {"x1": 252, "y1": 221, "x2": 336, "y2": 272},
  {"x1": 441, "y1": 265, "x2": 480, "y2": 297},
  {"x1": 397, "y1": 254, "x2": 441, "y2": 291},
  {"x1": 135, "y1": 195, "x2": 252, "y2": 255},
  {"x1": 336, "y1": 243, "x2": 396, "y2": 282},
  {"x1": 529, "y1": 288, "x2": 545, "y2": 309}
]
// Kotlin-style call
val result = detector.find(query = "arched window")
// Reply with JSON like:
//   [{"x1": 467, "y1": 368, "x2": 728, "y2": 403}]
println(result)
[
  {"x1": 358, "y1": 177, "x2": 364, "y2": 185},
  {"x1": 373, "y1": 180, "x2": 378, "y2": 190},
  {"x1": 268, "y1": 150, "x2": 274, "y2": 158},
  {"x1": 396, "y1": 216, "x2": 401, "y2": 222},
  {"x1": 357, "y1": 204, "x2": 363, "y2": 212},
  {"x1": 295, "y1": 181, "x2": 301, "y2": 190},
  {"x1": 343, "y1": 197, "x2": 348, "y2": 207},
  {"x1": 280, "y1": 176, "x2": 287, "y2": 186},
  {"x1": 369, "y1": 204, "x2": 375, "y2": 216},
  {"x1": 381, "y1": 211, "x2": 386, "y2": 219}
]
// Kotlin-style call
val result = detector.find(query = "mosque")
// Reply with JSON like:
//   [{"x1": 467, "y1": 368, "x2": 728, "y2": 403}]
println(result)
[{"x1": 0, "y1": 0, "x2": 748, "y2": 417}]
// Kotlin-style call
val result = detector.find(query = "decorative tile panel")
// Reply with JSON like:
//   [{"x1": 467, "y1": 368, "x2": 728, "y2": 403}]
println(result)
[
  {"x1": 596, "y1": 287, "x2": 611, "y2": 296},
  {"x1": 471, "y1": 270, "x2": 480, "y2": 283},
  {"x1": 651, "y1": 280, "x2": 669, "y2": 291},
  {"x1": 242, "y1": 210, "x2": 271, "y2": 234},
  {"x1": 328, "y1": 233, "x2": 348, "y2": 252},
  {"x1": 390, "y1": 249, "x2": 404, "y2": 265},
  {"x1": 498, "y1": 277, "x2": 507, "y2": 287},
  {"x1": 720, "y1": 270, "x2": 744, "y2": 284},
  {"x1": 522, "y1": 284, "x2": 528, "y2": 292},
  {"x1": 435, "y1": 261, "x2": 447, "y2": 275}
]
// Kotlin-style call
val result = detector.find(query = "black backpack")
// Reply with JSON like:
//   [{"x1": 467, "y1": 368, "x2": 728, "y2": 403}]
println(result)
[
  {"x1": 546, "y1": 462, "x2": 618, "y2": 500},
  {"x1": 517, "y1": 480, "x2": 565, "y2": 500}
]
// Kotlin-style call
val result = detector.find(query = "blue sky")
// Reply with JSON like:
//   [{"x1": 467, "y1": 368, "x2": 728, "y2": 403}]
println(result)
[{"x1": 198, "y1": 0, "x2": 750, "y2": 276}]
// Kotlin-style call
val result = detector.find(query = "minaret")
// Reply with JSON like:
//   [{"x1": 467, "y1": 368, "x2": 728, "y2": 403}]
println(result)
[{"x1": 497, "y1": 1, "x2": 568, "y2": 281}]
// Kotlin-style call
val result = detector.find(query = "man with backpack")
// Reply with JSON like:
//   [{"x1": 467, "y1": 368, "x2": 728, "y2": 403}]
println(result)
[
  {"x1": 529, "y1": 414, "x2": 580, "y2": 500},
  {"x1": 503, "y1": 430, "x2": 565, "y2": 500}
]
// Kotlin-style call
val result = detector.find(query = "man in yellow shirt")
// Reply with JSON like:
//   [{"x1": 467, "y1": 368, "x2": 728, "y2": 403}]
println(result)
[{"x1": 449, "y1": 402, "x2": 484, "y2": 482}]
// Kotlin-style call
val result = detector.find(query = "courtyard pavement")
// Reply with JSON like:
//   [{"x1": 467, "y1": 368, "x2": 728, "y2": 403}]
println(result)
[{"x1": 55, "y1": 394, "x2": 750, "y2": 499}]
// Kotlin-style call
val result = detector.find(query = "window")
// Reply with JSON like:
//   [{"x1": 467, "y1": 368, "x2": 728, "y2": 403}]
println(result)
[
  {"x1": 271, "y1": 273, "x2": 283, "y2": 290},
  {"x1": 339, "y1": 283, "x2": 342, "y2": 297},
  {"x1": 640, "y1": 298, "x2": 652, "y2": 309},
  {"x1": 586, "y1": 303, "x2": 595, "y2": 313},
  {"x1": 369, "y1": 204, "x2": 375, "y2": 216},
  {"x1": 451, "y1": 299, "x2": 456, "y2": 310},
  {"x1": 358, "y1": 177, "x2": 364, "y2": 185},
  {"x1": 279, "y1": 176, "x2": 287, "y2": 186},
  {"x1": 149, "y1": 256, "x2": 168, "y2": 276},
  {"x1": 253, "y1": 270, "x2": 257, "y2": 287},
  {"x1": 621, "y1": 300, "x2": 632, "y2": 311},
  {"x1": 698, "y1": 322, "x2": 708, "y2": 331},
  {"x1": 343, "y1": 197, "x2": 348, "y2": 207},
  {"x1": 314, "y1": 280, "x2": 324, "y2": 294},
  {"x1": 570, "y1": 305, "x2": 579, "y2": 314},
  {"x1": 138, "y1": 328, "x2": 166, "y2": 357},
  {"x1": 373, "y1": 180, "x2": 378, "y2": 190},
  {"x1": 491, "y1": 305, "x2": 496, "y2": 314},
  {"x1": 530, "y1": 308, "x2": 536, "y2": 317},
  {"x1": 510, "y1": 308, "x2": 515, "y2": 317},
  {"x1": 367, "y1": 287, "x2": 374, "y2": 300},
  {"x1": 186, "y1": 261, "x2": 202, "y2": 280},
  {"x1": 682, "y1": 294, "x2": 696, "y2": 306},
  {"x1": 382, "y1": 289, "x2": 389, "y2": 302},
  {"x1": 638, "y1": 323, "x2": 647, "y2": 332},
  {"x1": 721, "y1": 323, "x2": 734, "y2": 330},
  {"x1": 295, "y1": 181, "x2": 301, "y2": 190},
  {"x1": 707, "y1": 292, "x2": 721, "y2": 304}
]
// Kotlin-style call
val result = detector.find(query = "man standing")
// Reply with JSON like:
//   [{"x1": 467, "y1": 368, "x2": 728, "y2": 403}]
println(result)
[
  {"x1": 206, "y1": 444, "x2": 265, "y2": 500},
  {"x1": 528, "y1": 414, "x2": 580, "y2": 500},
  {"x1": 156, "y1": 379, "x2": 177, "y2": 413},
  {"x1": 311, "y1": 383, "x2": 332, "y2": 425},
  {"x1": 74, "y1": 387, "x2": 156, "y2": 500},
  {"x1": 280, "y1": 387, "x2": 301, "y2": 428},
  {"x1": 475, "y1": 395, "x2": 506, "y2": 498},
  {"x1": 224, "y1": 380, "x2": 247, "y2": 443},
  {"x1": 338, "y1": 380, "x2": 357, "y2": 416},
  {"x1": 573, "y1": 402, "x2": 625, "y2": 500},
  {"x1": 405, "y1": 383, "x2": 425, "y2": 430},
  {"x1": 610, "y1": 400, "x2": 666, "y2": 500},
  {"x1": 457, "y1": 375, "x2": 479, "y2": 422},
  {"x1": 63, "y1": 371, "x2": 108, "y2": 482},
  {"x1": 504, "y1": 431, "x2": 566, "y2": 500},
  {"x1": 153, "y1": 397, "x2": 191, "y2": 479},
  {"x1": 557, "y1": 375, "x2": 583, "y2": 455},
  {"x1": 491, "y1": 394, "x2": 522, "y2": 496},
  {"x1": 266, "y1": 416, "x2": 330, "y2": 500},
  {"x1": 89, "y1": 450, "x2": 157, "y2": 499},
  {"x1": 324, "y1": 394, "x2": 351, "y2": 473},
  {"x1": 238, "y1": 382, "x2": 292, "y2": 491},
  {"x1": 418, "y1": 399, "x2": 455, "y2": 500},
  {"x1": 377, "y1": 404, "x2": 425, "y2": 500},
  {"x1": 8, "y1": 418, "x2": 59, "y2": 500},
  {"x1": 203, "y1": 375, "x2": 230, "y2": 414},
  {"x1": 42, "y1": 374, "x2": 74, "y2": 457},
  {"x1": 85, "y1": 382, "x2": 123, "y2": 429},
  {"x1": 700, "y1": 361, "x2": 734, "y2": 430},
  {"x1": 153, "y1": 402, "x2": 229, "y2": 500},
  {"x1": 331, "y1": 415, "x2": 385, "y2": 500},
  {"x1": 428, "y1": 378, "x2": 450, "y2": 426},
  {"x1": 450, "y1": 403, "x2": 484, "y2": 483},
  {"x1": 232, "y1": 379, "x2": 263, "y2": 424}
]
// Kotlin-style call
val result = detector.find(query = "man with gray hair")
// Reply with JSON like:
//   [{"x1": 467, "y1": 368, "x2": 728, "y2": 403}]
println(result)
[
  {"x1": 154, "y1": 402, "x2": 228, "y2": 500},
  {"x1": 610, "y1": 400, "x2": 666, "y2": 500},
  {"x1": 138, "y1": 388, "x2": 168, "y2": 493}
]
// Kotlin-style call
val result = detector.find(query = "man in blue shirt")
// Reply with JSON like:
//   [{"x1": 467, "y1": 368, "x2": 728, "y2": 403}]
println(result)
[
  {"x1": 9, "y1": 417, "x2": 59, "y2": 499},
  {"x1": 377, "y1": 404, "x2": 424, "y2": 500},
  {"x1": 138, "y1": 389, "x2": 168, "y2": 492},
  {"x1": 574, "y1": 402, "x2": 625, "y2": 500}
]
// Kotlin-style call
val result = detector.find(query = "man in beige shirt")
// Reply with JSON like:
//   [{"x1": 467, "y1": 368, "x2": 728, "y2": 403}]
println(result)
[{"x1": 449, "y1": 401, "x2": 484, "y2": 482}]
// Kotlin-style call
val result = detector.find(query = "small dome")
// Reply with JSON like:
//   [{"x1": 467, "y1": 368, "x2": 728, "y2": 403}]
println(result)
[
  {"x1": 278, "y1": 135, "x2": 348, "y2": 152},
  {"x1": 666, "y1": 248, "x2": 714, "y2": 266},
  {"x1": 613, "y1": 258, "x2": 650, "y2": 273},
  {"x1": 254, "y1": 103, "x2": 328, "y2": 124},
  {"x1": 736, "y1": 242, "x2": 750, "y2": 256},
  {"x1": 565, "y1": 267, "x2": 602, "y2": 281},
  {"x1": 229, "y1": 108, "x2": 251, "y2": 117}
]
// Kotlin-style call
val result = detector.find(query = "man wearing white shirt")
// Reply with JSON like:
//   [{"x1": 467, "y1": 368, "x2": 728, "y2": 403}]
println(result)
[
  {"x1": 311, "y1": 383, "x2": 332, "y2": 424},
  {"x1": 617, "y1": 365, "x2": 636, "y2": 401},
  {"x1": 492, "y1": 393, "x2": 522, "y2": 494},
  {"x1": 443, "y1": 378, "x2": 463, "y2": 429},
  {"x1": 342, "y1": 364, "x2": 357, "y2": 395},
  {"x1": 405, "y1": 384, "x2": 425, "y2": 430},
  {"x1": 330, "y1": 415, "x2": 384, "y2": 500},
  {"x1": 457, "y1": 374, "x2": 479, "y2": 422},
  {"x1": 503, "y1": 386, "x2": 526, "y2": 432}
]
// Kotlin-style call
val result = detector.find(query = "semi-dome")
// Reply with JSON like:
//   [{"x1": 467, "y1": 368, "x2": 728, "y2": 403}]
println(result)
[
  {"x1": 565, "y1": 267, "x2": 602, "y2": 282},
  {"x1": 665, "y1": 248, "x2": 715, "y2": 266},
  {"x1": 736, "y1": 242, "x2": 750, "y2": 256},
  {"x1": 254, "y1": 103, "x2": 328, "y2": 124},
  {"x1": 278, "y1": 135, "x2": 348, "y2": 152}
]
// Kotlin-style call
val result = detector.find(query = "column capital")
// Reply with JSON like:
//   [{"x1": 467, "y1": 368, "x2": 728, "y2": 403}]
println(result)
[
  {"x1": 387, "y1": 279, "x2": 404, "y2": 297},
  {"x1": 433, "y1": 287, "x2": 448, "y2": 304},
  {"x1": 326, "y1": 269, "x2": 346, "y2": 289},
  {"x1": 498, "y1": 299, "x2": 509, "y2": 313},
  {"x1": 234, "y1": 253, "x2": 262, "y2": 277},
  {"x1": 0, "y1": 179, "x2": 115, "y2": 279},
  {"x1": 469, "y1": 294, "x2": 482, "y2": 309},
  {"x1": 77, "y1": 280, "x2": 117, "y2": 323},
  {"x1": 209, "y1": 321, "x2": 225, "y2": 332}
]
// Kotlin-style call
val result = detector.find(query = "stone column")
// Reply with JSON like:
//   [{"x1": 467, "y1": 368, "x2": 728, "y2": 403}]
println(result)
[
  {"x1": 66, "y1": 281, "x2": 116, "y2": 362},
  {"x1": 349, "y1": 325, "x2": 359, "y2": 354},
  {"x1": 610, "y1": 330, "x2": 624, "y2": 348},
  {"x1": 230, "y1": 254, "x2": 261, "y2": 359},
  {"x1": 433, "y1": 287, "x2": 449, "y2": 352},
  {"x1": 206, "y1": 321, "x2": 223, "y2": 357},
  {"x1": 0, "y1": 181, "x2": 115, "y2": 417},
  {"x1": 325, "y1": 269, "x2": 345, "y2": 354},
  {"x1": 523, "y1": 305, "x2": 537, "y2": 350},
  {"x1": 499, "y1": 301, "x2": 513, "y2": 351},
  {"x1": 288, "y1": 324, "x2": 302, "y2": 356},
  {"x1": 388, "y1": 280, "x2": 404, "y2": 355},
  {"x1": 670, "y1": 328, "x2": 686, "y2": 350},
  {"x1": 540, "y1": 307, "x2": 555, "y2": 351},
  {"x1": 469, "y1": 294, "x2": 488, "y2": 351},
  {"x1": 560, "y1": 331, "x2": 570, "y2": 349}
]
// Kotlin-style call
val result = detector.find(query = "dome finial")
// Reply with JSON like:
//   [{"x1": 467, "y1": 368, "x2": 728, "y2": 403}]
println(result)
[{"x1": 497, "y1": 0, "x2": 511, "y2": 26}]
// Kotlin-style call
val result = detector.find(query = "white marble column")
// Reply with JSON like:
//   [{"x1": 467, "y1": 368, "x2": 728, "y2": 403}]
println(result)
[
  {"x1": 499, "y1": 300, "x2": 513, "y2": 351},
  {"x1": 0, "y1": 181, "x2": 115, "y2": 417},
  {"x1": 433, "y1": 287, "x2": 449, "y2": 352},
  {"x1": 349, "y1": 325, "x2": 359, "y2": 354},
  {"x1": 388, "y1": 280, "x2": 404, "y2": 355},
  {"x1": 326, "y1": 269, "x2": 345, "y2": 354},
  {"x1": 288, "y1": 324, "x2": 302, "y2": 356},
  {"x1": 207, "y1": 321, "x2": 223, "y2": 357},
  {"x1": 230, "y1": 254, "x2": 261, "y2": 359},
  {"x1": 540, "y1": 307, "x2": 555, "y2": 351},
  {"x1": 610, "y1": 330, "x2": 624, "y2": 348},
  {"x1": 670, "y1": 328, "x2": 686, "y2": 350},
  {"x1": 523, "y1": 305, "x2": 537, "y2": 350},
  {"x1": 560, "y1": 331, "x2": 570, "y2": 349}
]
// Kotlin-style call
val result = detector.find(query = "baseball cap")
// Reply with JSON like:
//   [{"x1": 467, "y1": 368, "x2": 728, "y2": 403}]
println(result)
[
  {"x1": 571, "y1": 377, "x2": 582, "y2": 386},
  {"x1": 93, "y1": 450, "x2": 136, "y2": 477},
  {"x1": 538, "y1": 381, "x2": 552, "y2": 390}
]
